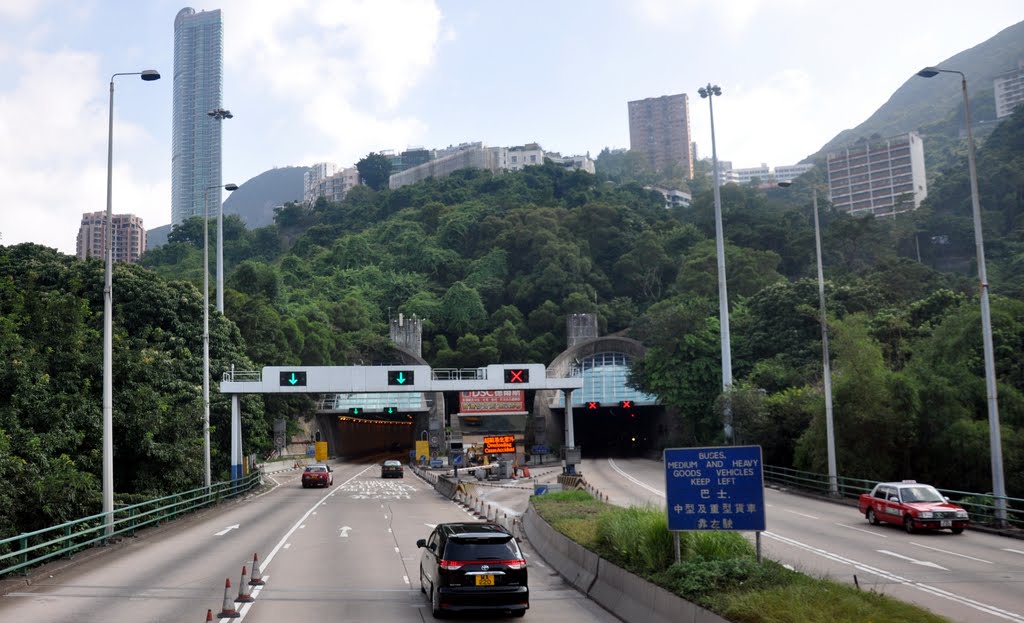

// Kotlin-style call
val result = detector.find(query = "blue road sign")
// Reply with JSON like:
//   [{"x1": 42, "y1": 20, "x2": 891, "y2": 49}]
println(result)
[
  {"x1": 664, "y1": 445, "x2": 765, "y2": 532},
  {"x1": 453, "y1": 453, "x2": 464, "y2": 466}
]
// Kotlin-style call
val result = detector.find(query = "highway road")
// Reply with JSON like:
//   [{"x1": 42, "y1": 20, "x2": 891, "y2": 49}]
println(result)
[
  {"x1": 582, "y1": 457, "x2": 1024, "y2": 623},
  {"x1": 4, "y1": 456, "x2": 1022, "y2": 622},
  {"x1": 0, "y1": 460, "x2": 618, "y2": 623}
]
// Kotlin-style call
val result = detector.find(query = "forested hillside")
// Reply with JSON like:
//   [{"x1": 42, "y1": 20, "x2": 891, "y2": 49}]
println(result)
[{"x1": 2, "y1": 107, "x2": 1023, "y2": 539}]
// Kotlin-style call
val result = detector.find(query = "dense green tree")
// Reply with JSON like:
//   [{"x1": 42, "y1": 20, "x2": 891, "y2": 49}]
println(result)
[{"x1": 356, "y1": 152, "x2": 393, "y2": 191}]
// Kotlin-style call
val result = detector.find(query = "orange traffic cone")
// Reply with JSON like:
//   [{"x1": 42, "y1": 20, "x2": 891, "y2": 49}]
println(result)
[
  {"x1": 205, "y1": 609, "x2": 214, "y2": 622},
  {"x1": 235, "y1": 565, "x2": 255, "y2": 603},
  {"x1": 249, "y1": 552, "x2": 265, "y2": 586},
  {"x1": 217, "y1": 578, "x2": 240, "y2": 618}
]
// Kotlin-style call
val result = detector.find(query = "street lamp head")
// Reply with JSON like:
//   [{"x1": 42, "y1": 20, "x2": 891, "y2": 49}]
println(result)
[
  {"x1": 917, "y1": 67, "x2": 940, "y2": 78},
  {"x1": 140, "y1": 69, "x2": 161, "y2": 81},
  {"x1": 208, "y1": 108, "x2": 233, "y2": 120},
  {"x1": 225, "y1": 183, "x2": 239, "y2": 191},
  {"x1": 777, "y1": 181, "x2": 793, "y2": 188}
]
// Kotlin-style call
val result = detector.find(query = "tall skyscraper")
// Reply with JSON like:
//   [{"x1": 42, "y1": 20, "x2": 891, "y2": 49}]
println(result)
[
  {"x1": 172, "y1": 7, "x2": 225, "y2": 226},
  {"x1": 627, "y1": 93, "x2": 694, "y2": 178}
]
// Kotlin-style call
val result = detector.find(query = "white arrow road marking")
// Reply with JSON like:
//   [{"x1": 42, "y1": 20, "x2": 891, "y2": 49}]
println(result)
[
  {"x1": 911, "y1": 542, "x2": 993, "y2": 564},
  {"x1": 1004, "y1": 548, "x2": 1024, "y2": 556},
  {"x1": 339, "y1": 526, "x2": 352, "y2": 538},
  {"x1": 878, "y1": 549, "x2": 949, "y2": 570},
  {"x1": 425, "y1": 523, "x2": 436, "y2": 528},
  {"x1": 215, "y1": 524, "x2": 240, "y2": 536}
]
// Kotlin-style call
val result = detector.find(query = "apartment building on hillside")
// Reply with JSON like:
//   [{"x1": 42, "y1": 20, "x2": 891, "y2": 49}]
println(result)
[
  {"x1": 627, "y1": 93, "x2": 694, "y2": 178},
  {"x1": 826, "y1": 132, "x2": 927, "y2": 217},
  {"x1": 76, "y1": 212, "x2": 147, "y2": 264},
  {"x1": 994, "y1": 60, "x2": 1024, "y2": 119}
]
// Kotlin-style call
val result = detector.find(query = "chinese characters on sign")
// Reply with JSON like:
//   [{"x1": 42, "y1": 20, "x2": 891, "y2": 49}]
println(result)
[
  {"x1": 459, "y1": 390, "x2": 525, "y2": 414},
  {"x1": 483, "y1": 435, "x2": 516, "y2": 454},
  {"x1": 664, "y1": 446, "x2": 765, "y2": 531}
]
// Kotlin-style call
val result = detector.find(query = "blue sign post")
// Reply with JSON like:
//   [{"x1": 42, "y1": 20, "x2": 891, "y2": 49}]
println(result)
[{"x1": 664, "y1": 445, "x2": 765, "y2": 532}]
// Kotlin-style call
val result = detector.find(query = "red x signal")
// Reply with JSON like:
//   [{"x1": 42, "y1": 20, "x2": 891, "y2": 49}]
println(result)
[
  {"x1": 503, "y1": 368, "x2": 529, "y2": 383},
  {"x1": 619, "y1": 400, "x2": 632, "y2": 409},
  {"x1": 587, "y1": 401, "x2": 600, "y2": 410}
]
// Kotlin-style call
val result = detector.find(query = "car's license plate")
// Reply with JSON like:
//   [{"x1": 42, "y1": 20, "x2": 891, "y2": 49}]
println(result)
[
  {"x1": 475, "y1": 575, "x2": 495, "y2": 586},
  {"x1": 940, "y1": 519, "x2": 952, "y2": 527}
]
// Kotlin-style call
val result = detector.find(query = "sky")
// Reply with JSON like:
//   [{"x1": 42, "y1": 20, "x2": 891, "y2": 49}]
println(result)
[{"x1": 1, "y1": 0, "x2": 1023, "y2": 255}]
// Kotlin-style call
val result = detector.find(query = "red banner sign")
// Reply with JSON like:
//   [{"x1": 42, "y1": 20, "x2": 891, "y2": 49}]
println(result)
[{"x1": 459, "y1": 390, "x2": 525, "y2": 414}]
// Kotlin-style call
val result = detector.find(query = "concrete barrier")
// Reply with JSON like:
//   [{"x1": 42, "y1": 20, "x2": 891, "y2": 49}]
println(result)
[{"x1": 522, "y1": 503, "x2": 729, "y2": 623}]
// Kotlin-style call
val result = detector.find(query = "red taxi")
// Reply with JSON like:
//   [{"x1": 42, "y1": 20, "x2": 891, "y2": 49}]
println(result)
[
  {"x1": 858, "y1": 480, "x2": 969, "y2": 534},
  {"x1": 301, "y1": 464, "x2": 333, "y2": 488}
]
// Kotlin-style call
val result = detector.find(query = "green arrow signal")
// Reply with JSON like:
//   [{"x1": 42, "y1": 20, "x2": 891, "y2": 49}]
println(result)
[
  {"x1": 396, "y1": 372, "x2": 406, "y2": 384},
  {"x1": 386, "y1": 407, "x2": 395, "y2": 414},
  {"x1": 289, "y1": 373, "x2": 299, "y2": 385}
]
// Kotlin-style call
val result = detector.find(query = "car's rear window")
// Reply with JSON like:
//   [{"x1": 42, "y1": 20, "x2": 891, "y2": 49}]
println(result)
[
  {"x1": 384, "y1": 461, "x2": 401, "y2": 467},
  {"x1": 444, "y1": 537, "x2": 519, "y2": 561},
  {"x1": 306, "y1": 466, "x2": 326, "y2": 472}
]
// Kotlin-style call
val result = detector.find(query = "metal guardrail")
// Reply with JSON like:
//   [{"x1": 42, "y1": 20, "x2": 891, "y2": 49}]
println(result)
[
  {"x1": 222, "y1": 369, "x2": 261, "y2": 382},
  {"x1": 763, "y1": 465, "x2": 1024, "y2": 529},
  {"x1": 0, "y1": 472, "x2": 263, "y2": 578}
]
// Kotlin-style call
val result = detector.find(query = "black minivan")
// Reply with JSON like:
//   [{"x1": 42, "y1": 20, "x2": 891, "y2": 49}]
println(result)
[{"x1": 417, "y1": 522, "x2": 528, "y2": 618}]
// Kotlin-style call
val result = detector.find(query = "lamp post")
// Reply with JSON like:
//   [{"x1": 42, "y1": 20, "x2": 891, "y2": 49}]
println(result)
[
  {"x1": 698, "y1": 83, "x2": 733, "y2": 441},
  {"x1": 202, "y1": 182, "x2": 238, "y2": 489},
  {"x1": 779, "y1": 182, "x2": 837, "y2": 495},
  {"x1": 208, "y1": 108, "x2": 233, "y2": 314},
  {"x1": 916, "y1": 66, "x2": 1007, "y2": 525},
  {"x1": 102, "y1": 69, "x2": 160, "y2": 537}
]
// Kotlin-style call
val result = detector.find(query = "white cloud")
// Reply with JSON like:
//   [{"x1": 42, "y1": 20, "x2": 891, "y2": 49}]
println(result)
[
  {"x1": 221, "y1": 0, "x2": 444, "y2": 166},
  {"x1": 0, "y1": 47, "x2": 166, "y2": 253}
]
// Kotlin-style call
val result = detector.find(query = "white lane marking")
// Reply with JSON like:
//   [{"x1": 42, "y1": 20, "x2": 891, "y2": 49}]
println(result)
[
  {"x1": 252, "y1": 475, "x2": 283, "y2": 498},
  {"x1": 262, "y1": 465, "x2": 375, "y2": 570},
  {"x1": 284, "y1": 544, "x2": 291, "y2": 549},
  {"x1": 394, "y1": 547, "x2": 400, "y2": 553},
  {"x1": 388, "y1": 528, "x2": 393, "y2": 533},
  {"x1": 221, "y1": 574, "x2": 270, "y2": 622},
  {"x1": 215, "y1": 524, "x2": 240, "y2": 536},
  {"x1": 339, "y1": 526, "x2": 352, "y2": 538},
  {"x1": 608, "y1": 459, "x2": 664, "y2": 497},
  {"x1": 425, "y1": 523, "x2": 437, "y2": 528},
  {"x1": 403, "y1": 576, "x2": 410, "y2": 584},
  {"x1": 783, "y1": 509, "x2": 819, "y2": 520},
  {"x1": 312, "y1": 511, "x2": 317, "y2": 515},
  {"x1": 877, "y1": 549, "x2": 949, "y2": 570},
  {"x1": 299, "y1": 525, "x2": 306, "y2": 529},
  {"x1": 911, "y1": 542, "x2": 993, "y2": 564},
  {"x1": 836, "y1": 523, "x2": 888, "y2": 538},
  {"x1": 1004, "y1": 549, "x2": 1024, "y2": 556},
  {"x1": 765, "y1": 531, "x2": 1024, "y2": 621}
]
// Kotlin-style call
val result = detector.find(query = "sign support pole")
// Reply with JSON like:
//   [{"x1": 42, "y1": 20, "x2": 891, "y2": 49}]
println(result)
[
  {"x1": 673, "y1": 533, "x2": 681, "y2": 564},
  {"x1": 756, "y1": 531, "x2": 762, "y2": 563}
]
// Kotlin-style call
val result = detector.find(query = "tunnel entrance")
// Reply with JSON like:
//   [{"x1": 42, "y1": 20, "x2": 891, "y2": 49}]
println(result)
[{"x1": 567, "y1": 404, "x2": 661, "y2": 458}]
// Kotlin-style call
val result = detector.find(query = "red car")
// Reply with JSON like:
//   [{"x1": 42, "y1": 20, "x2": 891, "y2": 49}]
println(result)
[
  {"x1": 301, "y1": 464, "x2": 333, "y2": 488},
  {"x1": 858, "y1": 480, "x2": 969, "y2": 534}
]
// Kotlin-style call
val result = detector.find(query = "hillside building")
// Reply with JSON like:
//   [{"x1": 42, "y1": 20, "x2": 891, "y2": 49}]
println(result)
[
  {"x1": 304, "y1": 163, "x2": 359, "y2": 204},
  {"x1": 627, "y1": 93, "x2": 694, "y2": 178},
  {"x1": 76, "y1": 212, "x2": 147, "y2": 264},
  {"x1": 826, "y1": 132, "x2": 927, "y2": 217},
  {"x1": 994, "y1": 60, "x2": 1024, "y2": 119}
]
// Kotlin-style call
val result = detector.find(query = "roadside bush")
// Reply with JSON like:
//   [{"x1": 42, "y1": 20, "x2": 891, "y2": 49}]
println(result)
[{"x1": 596, "y1": 505, "x2": 674, "y2": 574}]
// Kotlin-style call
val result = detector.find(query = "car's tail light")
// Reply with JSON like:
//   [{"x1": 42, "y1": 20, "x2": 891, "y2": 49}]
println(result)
[
  {"x1": 440, "y1": 560, "x2": 466, "y2": 570},
  {"x1": 500, "y1": 559, "x2": 527, "y2": 570}
]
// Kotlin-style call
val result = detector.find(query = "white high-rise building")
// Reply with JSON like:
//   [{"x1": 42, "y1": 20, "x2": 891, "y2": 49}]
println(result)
[
  {"x1": 994, "y1": 60, "x2": 1024, "y2": 119},
  {"x1": 171, "y1": 7, "x2": 225, "y2": 226},
  {"x1": 826, "y1": 132, "x2": 927, "y2": 217}
]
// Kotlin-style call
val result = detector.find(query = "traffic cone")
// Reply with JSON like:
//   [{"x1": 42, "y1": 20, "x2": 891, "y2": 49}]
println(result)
[
  {"x1": 249, "y1": 552, "x2": 265, "y2": 586},
  {"x1": 217, "y1": 578, "x2": 240, "y2": 618},
  {"x1": 235, "y1": 565, "x2": 255, "y2": 603},
  {"x1": 205, "y1": 609, "x2": 214, "y2": 622}
]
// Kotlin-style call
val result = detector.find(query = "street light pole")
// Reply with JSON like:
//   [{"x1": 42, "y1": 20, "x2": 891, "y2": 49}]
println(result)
[
  {"x1": 103, "y1": 69, "x2": 160, "y2": 537},
  {"x1": 780, "y1": 182, "x2": 839, "y2": 495},
  {"x1": 917, "y1": 66, "x2": 1006, "y2": 525},
  {"x1": 699, "y1": 83, "x2": 733, "y2": 441},
  {"x1": 208, "y1": 108, "x2": 233, "y2": 314},
  {"x1": 201, "y1": 182, "x2": 237, "y2": 490}
]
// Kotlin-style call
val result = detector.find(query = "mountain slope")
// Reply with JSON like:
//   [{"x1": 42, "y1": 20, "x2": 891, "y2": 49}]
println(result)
[{"x1": 817, "y1": 19, "x2": 1024, "y2": 157}]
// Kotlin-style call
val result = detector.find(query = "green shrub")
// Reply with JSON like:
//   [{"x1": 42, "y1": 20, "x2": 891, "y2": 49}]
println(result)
[{"x1": 596, "y1": 506, "x2": 675, "y2": 574}]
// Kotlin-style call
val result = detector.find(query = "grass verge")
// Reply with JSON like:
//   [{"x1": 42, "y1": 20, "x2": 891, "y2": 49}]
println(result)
[{"x1": 532, "y1": 491, "x2": 949, "y2": 623}]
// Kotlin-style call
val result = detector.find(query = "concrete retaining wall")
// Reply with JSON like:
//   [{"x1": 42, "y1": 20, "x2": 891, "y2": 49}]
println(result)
[{"x1": 522, "y1": 505, "x2": 730, "y2": 623}]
